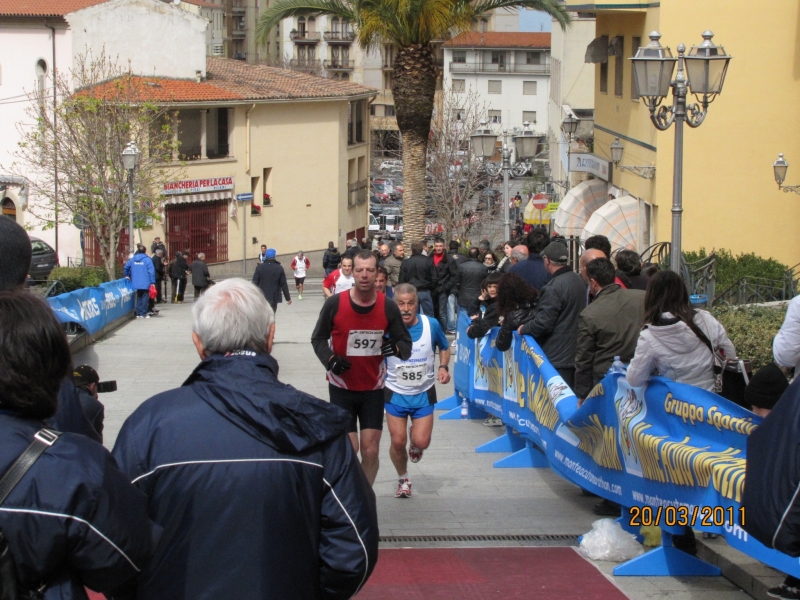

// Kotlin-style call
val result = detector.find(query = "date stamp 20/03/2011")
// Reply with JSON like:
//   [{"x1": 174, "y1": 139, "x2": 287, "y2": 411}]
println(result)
[{"x1": 628, "y1": 505, "x2": 745, "y2": 528}]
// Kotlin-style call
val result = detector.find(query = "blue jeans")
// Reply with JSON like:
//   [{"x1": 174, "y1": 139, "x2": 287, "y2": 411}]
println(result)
[
  {"x1": 325, "y1": 267, "x2": 336, "y2": 276},
  {"x1": 417, "y1": 289, "x2": 434, "y2": 317},
  {"x1": 135, "y1": 289, "x2": 150, "y2": 317},
  {"x1": 447, "y1": 293, "x2": 457, "y2": 332}
]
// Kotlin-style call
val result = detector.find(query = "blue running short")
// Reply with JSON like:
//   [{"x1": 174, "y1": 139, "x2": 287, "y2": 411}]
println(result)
[{"x1": 384, "y1": 403, "x2": 434, "y2": 419}]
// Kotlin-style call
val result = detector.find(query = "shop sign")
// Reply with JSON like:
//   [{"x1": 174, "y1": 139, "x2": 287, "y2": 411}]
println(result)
[
  {"x1": 569, "y1": 154, "x2": 610, "y2": 181},
  {"x1": 162, "y1": 176, "x2": 234, "y2": 196}
]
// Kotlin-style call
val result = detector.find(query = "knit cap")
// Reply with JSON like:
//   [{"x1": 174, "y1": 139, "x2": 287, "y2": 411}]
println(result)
[
  {"x1": 745, "y1": 362, "x2": 789, "y2": 410},
  {"x1": 265, "y1": 248, "x2": 277, "y2": 259}
]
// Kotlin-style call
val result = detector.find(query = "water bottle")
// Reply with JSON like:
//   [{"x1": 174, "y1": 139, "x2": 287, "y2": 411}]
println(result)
[
  {"x1": 460, "y1": 398, "x2": 469, "y2": 419},
  {"x1": 608, "y1": 356, "x2": 626, "y2": 375}
]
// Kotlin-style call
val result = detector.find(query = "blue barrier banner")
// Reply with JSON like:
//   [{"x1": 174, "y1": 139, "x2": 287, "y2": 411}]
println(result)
[
  {"x1": 455, "y1": 330, "x2": 800, "y2": 578},
  {"x1": 47, "y1": 278, "x2": 134, "y2": 335}
]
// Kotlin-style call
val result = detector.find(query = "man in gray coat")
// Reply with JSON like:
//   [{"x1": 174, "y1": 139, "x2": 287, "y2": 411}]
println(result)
[
  {"x1": 574, "y1": 257, "x2": 645, "y2": 402},
  {"x1": 518, "y1": 242, "x2": 586, "y2": 389}
]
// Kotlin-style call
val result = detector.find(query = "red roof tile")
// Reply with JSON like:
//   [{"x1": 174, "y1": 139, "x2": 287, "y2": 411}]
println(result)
[
  {"x1": 0, "y1": 0, "x2": 106, "y2": 17},
  {"x1": 81, "y1": 57, "x2": 376, "y2": 103},
  {"x1": 443, "y1": 32, "x2": 551, "y2": 49}
]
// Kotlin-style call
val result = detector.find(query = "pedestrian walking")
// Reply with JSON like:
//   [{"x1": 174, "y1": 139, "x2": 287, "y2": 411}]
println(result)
[
  {"x1": 170, "y1": 251, "x2": 189, "y2": 303},
  {"x1": 124, "y1": 244, "x2": 156, "y2": 318},
  {"x1": 0, "y1": 292, "x2": 156, "y2": 599},
  {"x1": 150, "y1": 236, "x2": 166, "y2": 256},
  {"x1": 191, "y1": 252, "x2": 212, "y2": 298},
  {"x1": 258, "y1": 244, "x2": 268, "y2": 263},
  {"x1": 252, "y1": 248, "x2": 291, "y2": 313},
  {"x1": 384, "y1": 284, "x2": 450, "y2": 498},
  {"x1": 323, "y1": 241, "x2": 342, "y2": 275},
  {"x1": 311, "y1": 250, "x2": 412, "y2": 485},
  {"x1": 112, "y1": 279, "x2": 378, "y2": 599},
  {"x1": 291, "y1": 250, "x2": 310, "y2": 299},
  {"x1": 322, "y1": 256, "x2": 355, "y2": 297},
  {"x1": 399, "y1": 241, "x2": 435, "y2": 316}
]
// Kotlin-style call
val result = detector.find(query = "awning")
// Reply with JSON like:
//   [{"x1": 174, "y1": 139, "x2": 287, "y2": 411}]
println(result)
[
  {"x1": 585, "y1": 37, "x2": 608, "y2": 64},
  {"x1": 163, "y1": 190, "x2": 233, "y2": 205},
  {"x1": 553, "y1": 179, "x2": 609, "y2": 237},
  {"x1": 581, "y1": 195, "x2": 640, "y2": 252}
]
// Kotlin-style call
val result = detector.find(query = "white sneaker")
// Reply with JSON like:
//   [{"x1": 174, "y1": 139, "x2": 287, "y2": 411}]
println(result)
[
  {"x1": 395, "y1": 478, "x2": 412, "y2": 498},
  {"x1": 450, "y1": 339, "x2": 457, "y2": 348}
]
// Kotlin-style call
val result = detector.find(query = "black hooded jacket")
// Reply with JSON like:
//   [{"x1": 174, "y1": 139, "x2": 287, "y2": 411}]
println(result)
[{"x1": 112, "y1": 352, "x2": 379, "y2": 600}]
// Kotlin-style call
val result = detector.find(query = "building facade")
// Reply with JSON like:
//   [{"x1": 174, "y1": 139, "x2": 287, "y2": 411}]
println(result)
[
  {"x1": 563, "y1": 0, "x2": 800, "y2": 267},
  {"x1": 442, "y1": 32, "x2": 551, "y2": 144}
]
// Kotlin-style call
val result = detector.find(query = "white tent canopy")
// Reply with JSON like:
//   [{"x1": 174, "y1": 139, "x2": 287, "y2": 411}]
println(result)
[
  {"x1": 581, "y1": 195, "x2": 640, "y2": 252},
  {"x1": 553, "y1": 179, "x2": 609, "y2": 237}
]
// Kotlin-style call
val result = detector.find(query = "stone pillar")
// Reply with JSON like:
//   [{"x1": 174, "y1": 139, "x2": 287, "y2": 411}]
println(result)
[{"x1": 170, "y1": 111, "x2": 179, "y2": 162}]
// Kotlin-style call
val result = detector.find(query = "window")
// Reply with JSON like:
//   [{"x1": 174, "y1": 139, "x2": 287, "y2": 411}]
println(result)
[
  {"x1": 522, "y1": 81, "x2": 537, "y2": 95},
  {"x1": 35, "y1": 59, "x2": 47, "y2": 96},
  {"x1": 385, "y1": 105, "x2": 395, "y2": 117},
  {"x1": 488, "y1": 110, "x2": 501, "y2": 124},
  {"x1": 522, "y1": 111, "x2": 537, "y2": 123},
  {"x1": 614, "y1": 37, "x2": 624, "y2": 97},
  {"x1": 599, "y1": 35, "x2": 608, "y2": 93},
  {"x1": 480, "y1": 18, "x2": 488, "y2": 33},
  {"x1": 631, "y1": 36, "x2": 641, "y2": 99},
  {"x1": 452, "y1": 50, "x2": 466, "y2": 63},
  {"x1": 370, "y1": 104, "x2": 376, "y2": 116},
  {"x1": 331, "y1": 16, "x2": 339, "y2": 34},
  {"x1": 491, "y1": 51, "x2": 505, "y2": 67},
  {"x1": 488, "y1": 80, "x2": 501, "y2": 94},
  {"x1": 452, "y1": 108, "x2": 466, "y2": 121},
  {"x1": 526, "y1": 52, "x2": 540, "y2": 65},
  {"x1": 348, "y1": 100, "x2": 366, "y2": 144},
  {"x1": 452, "y1": 78, "x2": 465, "y2": 93},
  {"x1": 297, "y1": 16, "x2": 306, "y2": 34}
]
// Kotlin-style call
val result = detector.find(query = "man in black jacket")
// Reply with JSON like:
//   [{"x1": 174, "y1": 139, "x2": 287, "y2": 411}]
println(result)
[
  {"x1": 113, "y1": 278, "x2": 378, "y2": 599},
  {"x1": 399, "y1": 240, "x2": 435, "y2": 316},
  {"x1": 190, "y1": 252, "x2": 212, "y2": 298},
  {"x1": 252, "y1": 248, "x2": 292, "y2": 313},
  {"x1": 429, "y1": 237, "x2": 450, "y2": 332},
  {"x1": 323, "y1": 241, "x2": 342, "y2": 275},
  {"x1": 518, "y1": 242, "x2": 587, "y2": 388},
  {"x1": 453, "y1": 248, "x2": 488, "y2": 311},
  {"x1": 152, "y1": 249, "x2": 166, "y2": 303},
  {"x1": 445, "y1": 240, "x2": 467, "y2": 333}
]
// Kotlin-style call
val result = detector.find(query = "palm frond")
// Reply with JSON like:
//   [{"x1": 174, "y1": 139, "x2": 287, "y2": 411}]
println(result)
[
  {"x1": 255, "y1": 0, "x2": 357, "y2": 47},
  {"x1": 468, "y1": 0, "x2": 571, "y2": 30}
]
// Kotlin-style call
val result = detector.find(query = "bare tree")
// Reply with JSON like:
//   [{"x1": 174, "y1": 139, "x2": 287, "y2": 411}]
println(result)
[
  {"x1": 425, "y1": 89, "x2": 490, "y2": 242},
  {"x1": 8, "y1": 51, "x2": 181, "y2": 281}
]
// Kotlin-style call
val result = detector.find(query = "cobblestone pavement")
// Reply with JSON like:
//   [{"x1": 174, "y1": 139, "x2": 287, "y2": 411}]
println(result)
[{"x1": 74, "y1": 278, "x2": 752, "y2": 600}]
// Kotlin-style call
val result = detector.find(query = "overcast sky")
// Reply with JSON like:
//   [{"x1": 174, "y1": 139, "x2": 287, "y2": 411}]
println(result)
[{"x1": 520, "y1": 10, "x2": 553, "y2": 32}]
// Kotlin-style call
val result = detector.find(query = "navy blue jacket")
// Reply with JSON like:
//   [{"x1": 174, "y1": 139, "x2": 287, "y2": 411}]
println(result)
[
  {"x1": 509, "y1": 254, "x2": 549, "y2": 291},
  {"x1": 0, "y1": 414, "x2": 157, "y2": 599},
  {"x1": 112, "y1": 352, "x2": 379, "y2": 600},
  {"x1": 743, "y1": 377, "x2": 800, "y2": 554},
  {"x1": 48, "y1": 378, "x2": 102, "y2": 443}
]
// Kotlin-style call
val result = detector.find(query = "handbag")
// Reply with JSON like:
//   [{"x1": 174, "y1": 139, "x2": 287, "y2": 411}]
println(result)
[
  {"x1": 689, "y1": 323, "x2": 752, "y2": 407},
  {"x1": 0, "y1": 428, "x2": 61, "y2": 600}
]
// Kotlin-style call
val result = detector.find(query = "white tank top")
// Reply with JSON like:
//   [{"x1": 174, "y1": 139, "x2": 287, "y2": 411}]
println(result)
[
  {"x1": 385, "y1": 316, "x2": 435, "y2": 395},
  {"x1": 333, "y1": 273, "x2": 354, "y2": 294},
  {"x1": 293, "y1": 256, "x2": 308, "y2": 278}
]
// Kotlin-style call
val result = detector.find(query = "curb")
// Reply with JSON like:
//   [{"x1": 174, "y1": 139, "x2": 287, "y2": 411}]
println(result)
[
  {"x1": 697, "y1": 536, "x2": 784, "y2": 600},
  {"x1": 67, "y1": 312, "x2": 135, "y2": 352}
]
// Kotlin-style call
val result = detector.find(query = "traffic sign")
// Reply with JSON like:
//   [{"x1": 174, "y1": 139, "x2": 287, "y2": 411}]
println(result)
[
  {"x1": 236, "y1": 193, "x2": 254, "y2": 202},
  {"x1": 547, "y1": 202, "x2": 560, "y2": 213},
  {"x1": 531, "y1": 193, "x2": 549, "y2": 210}
]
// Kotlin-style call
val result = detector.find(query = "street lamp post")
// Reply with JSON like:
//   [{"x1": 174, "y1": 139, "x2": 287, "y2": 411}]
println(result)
[
  {"x1": 772, "y1": 154, "x2": 800, "y2": 194},
  {"x1": 630, "y1": 31, "x2": 731, "y2": 273},
  {"x1": 121, "y1": 141, "x2": 141, "y2": 255},
  {"x1": 470, "y1": 121, "x2": 543, "y2": 240},
  {"x1": 560, "y1": 115, "x2": 578, "y2": 193}
]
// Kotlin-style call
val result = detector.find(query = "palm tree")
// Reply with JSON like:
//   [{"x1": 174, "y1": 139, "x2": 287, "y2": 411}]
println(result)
[{"x1": 257, "y1": 0, "x2": 570, "y2": 247}]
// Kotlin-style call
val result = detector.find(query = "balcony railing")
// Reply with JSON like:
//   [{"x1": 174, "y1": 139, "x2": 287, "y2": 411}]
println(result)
[
  {"x1": 323, "y1": 31, "x2": 355, "y2": 42},
  {"x1": 348, "y1": 179, "x2": 368, "y2": 206},
  {"x1": 449, "y1": 62, "x2": 550, "y2": 75},
  {"x1": 289, "y1": 31, "x2": 321, "y2": 42},
  {"x1": 289, "y1": 59, "x2": 322, "y2": 71},
  {"x1": 324, "y1": 59, "x2": 355, "y2": 70}
]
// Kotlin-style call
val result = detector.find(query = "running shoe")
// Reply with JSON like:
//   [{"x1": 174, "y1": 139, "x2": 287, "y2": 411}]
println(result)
[
  {"x1": 769, "y1": 584, "x2": 800, "y2": 600},
  {"x1": 409, "y1": 442, "x2": 423, "y2": 463},
  {"x1": 395, "y1": 478, "x2": 412, "y2": 498},
  {"x1": 299, "y1": 294, "x2": 303, "y2": 300},
  {"x1": 450, "y1": 339, "x2": 457, "y2": 348}
]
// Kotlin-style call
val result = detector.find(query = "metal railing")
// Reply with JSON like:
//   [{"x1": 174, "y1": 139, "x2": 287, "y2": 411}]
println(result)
[
  {"x1": 289, "y1": 31, "x2": 321, "y2": 42},
  {"x1": 324, "y1": 59, "x2": 354, "y2": 70},
  {"x1": 449, "y1": 62, "x2": 550, "y2": 75},
  {"x1": 288, "y1": 59, "x2": 321, "y2": 71},
  {"x1": 713, "y1": 274, "x2": 798, "y2": 306},
  {"x1": 323, "y1": 31, "x2": 355, "y2": 42},
  {"x1": 683, "y1": 252, "x2": 716, "y2": 306}
]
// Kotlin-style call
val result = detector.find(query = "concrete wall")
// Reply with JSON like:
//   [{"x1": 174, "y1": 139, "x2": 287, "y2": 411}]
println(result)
[{"x1": 68, "y1": 0, "x2": 207, "y2": 79}]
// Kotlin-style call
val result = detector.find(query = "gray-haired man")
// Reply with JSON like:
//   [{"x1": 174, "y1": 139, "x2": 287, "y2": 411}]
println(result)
[{"x1": 113, "y1": 278, "x2": 379, "y2": 599}]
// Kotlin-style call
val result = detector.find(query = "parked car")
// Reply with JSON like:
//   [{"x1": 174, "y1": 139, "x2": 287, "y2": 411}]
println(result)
[
  {"x1": 379, "y1": 160, "x2": 403, "y2": 173},
  {"x1": 28, "y1": 237, "x2": 58, "y2": 281}
]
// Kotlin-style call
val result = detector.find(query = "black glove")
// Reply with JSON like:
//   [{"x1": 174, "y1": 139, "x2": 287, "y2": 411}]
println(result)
[
  {"x1": 329, "y1": 355, "x2": 352, "y2": 375},
  {"x1": 380, "y1": 341, "x2": 397, "y2": 357}
]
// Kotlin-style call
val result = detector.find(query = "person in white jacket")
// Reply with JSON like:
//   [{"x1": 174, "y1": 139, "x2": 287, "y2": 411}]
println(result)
[
  {"x1": 773, "y1": 295, "x2": 800, "y2": 379},
  {"x1": 627, "y1": 270, "x2": 736, "y2": 393}
]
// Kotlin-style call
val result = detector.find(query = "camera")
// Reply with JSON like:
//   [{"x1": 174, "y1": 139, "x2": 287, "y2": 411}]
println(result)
[{"x1": 96, "y1": 381, "x2": 117, "y2": 394}]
